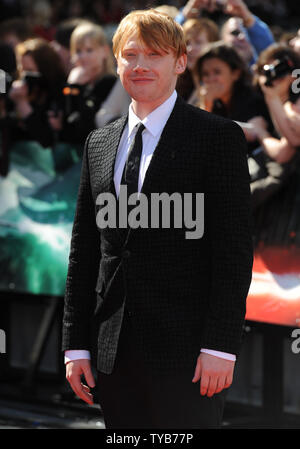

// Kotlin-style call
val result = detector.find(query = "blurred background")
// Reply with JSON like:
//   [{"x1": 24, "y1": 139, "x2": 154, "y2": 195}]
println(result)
[{"x1": 1, "y1": 0, "x2": 300, "y2": 429}]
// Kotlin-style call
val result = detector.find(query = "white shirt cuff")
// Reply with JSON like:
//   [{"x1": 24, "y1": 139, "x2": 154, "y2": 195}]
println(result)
[
  {"x1": 200, "y1": 348, "x2": 236, "y2": 361},
  {"x1": 64, "y1": 350, "x2": 91, "y2": 364},
  {"x1": 64, "y1": 349, "x2": 236, "y2": 364}
]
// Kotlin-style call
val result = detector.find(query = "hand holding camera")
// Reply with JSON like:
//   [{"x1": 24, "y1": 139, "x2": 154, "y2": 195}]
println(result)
[
  {"x1": 191, "y1": 0, "x2": 255, "y2": 28},
  {"x1": 262, "y1": 56, "x2": 296, "y2": 87},
  {"x1": 8, "y1": 71, "x2": 49, "y2": 118},
  {"x1": 9, "y1": 79, "x2": 29, "y2": 104},
  {"x1": 222, "y1": 0, "x2": 255, "y2": 27},
  {"x1": 9, "y1": 71, "x2": 48, "y2": 103}
]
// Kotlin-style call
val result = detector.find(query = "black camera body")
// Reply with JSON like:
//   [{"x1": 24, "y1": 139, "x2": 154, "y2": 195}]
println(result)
[
  {"x1": 215, "y1": 0, "x2": 227, "y2": 11},
  {"x1": 22, "y1": 71, "x2": 48, "y2": 94},
  {"x1": 62, "y1": 83, "x2": 83, "y2": 124},
  {"x1": 263, "y1": 56, "x2": 295, "y2": 86}
]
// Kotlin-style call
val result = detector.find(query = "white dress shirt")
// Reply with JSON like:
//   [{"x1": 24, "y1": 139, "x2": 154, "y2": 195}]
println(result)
[{"x1": 65, "y1": 90, "x2": 236, "y2": 364}]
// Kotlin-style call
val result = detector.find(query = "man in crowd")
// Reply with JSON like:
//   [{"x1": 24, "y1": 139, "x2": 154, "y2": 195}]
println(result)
[{"x1": 62, "y1": 8, "x2": 253, "y2": 428}]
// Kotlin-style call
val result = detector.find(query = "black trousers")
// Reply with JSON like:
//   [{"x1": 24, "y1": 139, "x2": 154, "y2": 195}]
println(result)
[{"x1": 97, "y1": 310, "x2": 226, "y2": 429}]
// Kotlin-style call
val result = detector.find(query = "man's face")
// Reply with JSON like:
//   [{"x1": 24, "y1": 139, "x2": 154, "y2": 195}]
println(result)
[
  {"x1": 186, "y1": 31, "x2": 210, "y2": 70},
  {"x1": 116, "y1": 34, "x2": 187, "y2": 112},
  {"x1": 222, "y1": 18, "x2": 254, "y2": 63}
]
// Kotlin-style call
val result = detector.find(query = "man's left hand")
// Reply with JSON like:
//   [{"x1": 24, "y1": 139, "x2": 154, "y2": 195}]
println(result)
[{"x1": 192, "y1": 352, "x2": 235, "y2": 397}]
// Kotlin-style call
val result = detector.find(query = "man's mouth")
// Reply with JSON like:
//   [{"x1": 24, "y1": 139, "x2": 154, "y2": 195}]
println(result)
[{"x1": 130, "y1": 78, "x2": 154, "y2": 82}]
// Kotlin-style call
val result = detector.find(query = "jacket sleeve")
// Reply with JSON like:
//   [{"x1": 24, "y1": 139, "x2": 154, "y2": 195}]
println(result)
[
  {"x1": 62, "y1": 131, "x2": 101, "y2": 351},
  {"x1": 245, "y1": 15, "x2": 274, "y2": 56},
  {"x1": 201, "y1": 119, "x2": 254, "y2": 356}
]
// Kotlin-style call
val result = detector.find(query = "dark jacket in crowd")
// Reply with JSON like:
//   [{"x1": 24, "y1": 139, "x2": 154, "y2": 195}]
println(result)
[{"x1": 60, "y1": 74, "x2": 117, "y2": 146}]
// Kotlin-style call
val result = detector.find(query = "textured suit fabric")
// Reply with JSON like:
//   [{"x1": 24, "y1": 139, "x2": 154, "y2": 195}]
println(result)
[
  {"x1": 62, "y1": 95, "x2": 253, "y2": 375},
  {"x1": 97, "y1": 310, "x2": 226, "y2": 429}
]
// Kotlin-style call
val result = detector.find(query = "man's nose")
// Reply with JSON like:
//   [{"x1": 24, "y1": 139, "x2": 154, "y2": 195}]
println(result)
[
  {"x1": 237, "y1": 32, "x2": 246, "y2": 41},
  {"x1": 204, "y1": 74, "x2": 214, "y2": 83},
  {"x1": 133, "y1": 55, "x2": 149, "y2": 71},
  {"x1": 76, "y1": 53, "x2": 85, "y2": 63}
]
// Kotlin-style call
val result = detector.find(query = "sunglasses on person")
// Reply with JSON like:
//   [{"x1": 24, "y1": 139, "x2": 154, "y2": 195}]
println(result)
[{"x1": 230, "y1": 29, "x2": 245, "y2": 37}]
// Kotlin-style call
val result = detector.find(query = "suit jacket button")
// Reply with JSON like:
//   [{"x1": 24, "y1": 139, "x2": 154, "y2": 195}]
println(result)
[{"x1": 122, "y1": 250, "x2": 131, "y2": 259}]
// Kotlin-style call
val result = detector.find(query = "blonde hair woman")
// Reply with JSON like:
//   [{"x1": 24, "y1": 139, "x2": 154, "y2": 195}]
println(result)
[
  {"x1": 68, "y1": 22, "x2": 115, "y2": 85},
  {"x1": 56, "y1": 22, "x2": 117, "y2": 145}
]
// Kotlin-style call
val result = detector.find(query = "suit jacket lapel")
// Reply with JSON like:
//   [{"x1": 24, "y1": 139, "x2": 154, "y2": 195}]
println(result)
[{"x1": 102, "y1": 114, "x2": 128, "y2": 198}]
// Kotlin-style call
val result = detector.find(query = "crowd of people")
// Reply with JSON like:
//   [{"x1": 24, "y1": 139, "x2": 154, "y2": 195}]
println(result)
[{"x1": 0, "y1": 0, "x2": 300, "y2": 210}]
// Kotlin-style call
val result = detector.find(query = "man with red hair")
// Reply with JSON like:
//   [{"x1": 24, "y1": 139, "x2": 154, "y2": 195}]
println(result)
[{"x1": 62, "y1": 9, "x2": 253, "y2": 429}]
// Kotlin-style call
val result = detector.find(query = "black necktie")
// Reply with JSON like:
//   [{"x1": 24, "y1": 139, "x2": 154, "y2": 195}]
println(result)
[{"x1": 121, "y1": 122, "x2": 145, "y2": 197}]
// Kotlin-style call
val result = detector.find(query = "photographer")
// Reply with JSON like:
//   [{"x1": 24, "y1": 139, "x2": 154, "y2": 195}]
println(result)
[
  {"x1": 175, "y1": 0, "x2": 217, "y2": 23},
  {"x1": 220, "y1": 0, "x2": 274, "y2": 58},
  {"x1": 7, "y1": 38, "x2": 66, "y2": 148},
  {"x1": 176, "y1": 0, "x2": 274, "y2": 67},
  {"x1": 54, "y1": 22, "x2": 117, "y2": 146},
  {"x1": 254, "y1": 44, "x2": 300, "y2": 149},
  {"x1": 248, "y1": 44, "x2": 300, "y2": 208}
]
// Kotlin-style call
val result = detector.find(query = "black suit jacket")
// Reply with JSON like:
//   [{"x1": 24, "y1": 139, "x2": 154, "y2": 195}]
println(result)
[{"x1": 62, "y1": 95, "x2": 253, "y2": 375}]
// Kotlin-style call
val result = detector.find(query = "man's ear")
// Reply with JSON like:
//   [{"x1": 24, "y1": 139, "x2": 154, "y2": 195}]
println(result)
[{"x1": 175, "y1": 53, "x2": 187, "y2": 75}]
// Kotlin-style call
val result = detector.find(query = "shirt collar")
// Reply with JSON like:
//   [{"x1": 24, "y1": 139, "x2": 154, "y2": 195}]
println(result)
[{"x1": 128, "y1": 90, "x2": 177, "y2": 138}]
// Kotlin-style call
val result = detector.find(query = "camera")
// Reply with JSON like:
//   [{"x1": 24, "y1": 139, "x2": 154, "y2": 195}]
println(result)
[
  {"x1": 215, "y1": 0, "x2": 227, "y2": 11},
  {"x1": 263, "y1": 56, "x2": 295, "y2": 86},
  {"x1": 0, "y1": 71, "x2": 13, "y2": 96},
  {"x1": 62, "y1": 83, "x2": 83, "y2": 124},
  {"x1": 22, "y1": 71, "x2": 48, "y2": 94}
]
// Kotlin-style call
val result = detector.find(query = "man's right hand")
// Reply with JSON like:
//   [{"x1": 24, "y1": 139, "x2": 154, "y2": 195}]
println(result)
[
  {"x1": 223, "y1": 0, "x2": 255, "y2": 28},
  {"x1": 66, "y1": 359, "x2": 96, "y2": 405}
]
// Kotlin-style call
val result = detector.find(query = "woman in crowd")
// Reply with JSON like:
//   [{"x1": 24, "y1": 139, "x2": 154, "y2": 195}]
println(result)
[
  {"x1": 55, "y1": 22, "x2": 117, "y2": 146},
  {"x1": 176, "y1": 17, "x2": 219, "y2": 102},
  {"x1": 6, "y1": 38, "x2": 66, "y2": 148},
  {"x1": 247, "y1": 43, "x2": 300, "y2": 208},
  {"x1": 192, "y1": 41, "x2": 269, "y2": 151}
]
